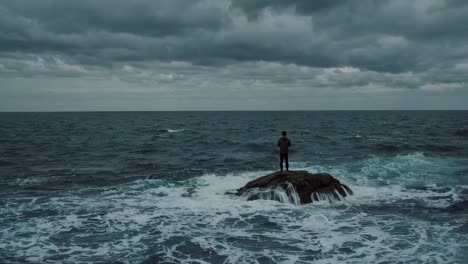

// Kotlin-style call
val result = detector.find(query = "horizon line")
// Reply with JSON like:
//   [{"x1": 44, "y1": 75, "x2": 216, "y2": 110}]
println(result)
[{"x1": 1, "y1": 109, "x2": 468, "y2": 113}]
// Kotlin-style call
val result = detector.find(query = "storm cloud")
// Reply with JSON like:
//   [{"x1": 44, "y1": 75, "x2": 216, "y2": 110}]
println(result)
[{"x1": 1, "y1": 0, "x2": 467, "y2": 110}]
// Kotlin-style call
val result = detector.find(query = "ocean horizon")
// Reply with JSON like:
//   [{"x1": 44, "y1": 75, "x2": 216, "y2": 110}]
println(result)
[{"x1": 2, "y1": 110, "x2": 468, "y2": 113}]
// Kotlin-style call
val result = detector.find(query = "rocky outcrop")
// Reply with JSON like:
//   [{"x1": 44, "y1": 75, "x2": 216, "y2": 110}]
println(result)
[{"x1": 231, "y1": 170, "x2": 353, "y2": 205}]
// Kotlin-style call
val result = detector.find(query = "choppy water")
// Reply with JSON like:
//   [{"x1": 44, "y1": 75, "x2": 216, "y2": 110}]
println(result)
[{"x1": 0, "y1": 111, "x2": 467, "y2": 263}]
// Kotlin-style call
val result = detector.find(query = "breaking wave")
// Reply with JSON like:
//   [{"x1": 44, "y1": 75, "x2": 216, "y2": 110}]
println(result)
[
  {"x1": 1, "y1": 111, "x2": 467, "y2": 263},
  {"x1": 2, "y1": 153, "x2": 467, "y2": 263},
  {"x1": 167, "y1": 128, "x2": 185, "y2": 133},
  {"x1": 238, "y1": 182, "x2": 302, "y2": 206}
]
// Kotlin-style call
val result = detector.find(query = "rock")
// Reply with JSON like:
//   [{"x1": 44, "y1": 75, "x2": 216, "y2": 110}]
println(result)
[{"x1": 231, "y1": 170, "x2": 353, "y2": 205}]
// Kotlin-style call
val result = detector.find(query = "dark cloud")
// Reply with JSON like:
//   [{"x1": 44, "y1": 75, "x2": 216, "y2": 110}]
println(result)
[
  {"x1": 231, "y1": 0, "x2": 348, "y2": 18},
  {"x1": 0, "y1": 0, "x2": 467, "y2": 110},
  {"x1": 0, "y1": 0, "x2": 468, "y2": 72},
  {"x1": 1, "y1": 0, "x2": 467, "y2": 73},
  {"x1": 2, "y1": 0, "x2": 228, "y2": 35}
]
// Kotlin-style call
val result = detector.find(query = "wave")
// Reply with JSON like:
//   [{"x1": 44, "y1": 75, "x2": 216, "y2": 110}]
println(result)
[
  {"x1": 0, "y1": 159, "x2": 13, "y2": 166},
  {"x1": 243, "y1": 142, "x2": 277, "y2": 153},
  {"x1": 152, "y1": 128, "x2": 185, "y2": 135},
  {"x1": 291, "y1": 152, "x2": 466, "y2": 189},
  {"x1": 454, "y1": 128, "x2": 468, "y2": 137},
  {"x1": 375, "y1": 143, "x2": 401, "y2": 152},
  {"x1": 443, "y1": 200, "x2": 468, "y2": 213},
  {"x1": 3, "y1": 170, "x2": 465, "y2": 263},
  {"x1": 3, "y1": 152, "x2": 467, "y2": 263},
  {"x1": 167, "y1": 128, "x2": 185, "y2": 133},
  {"x1": 131, "y1": 144, "x2": 160, "y2": 154},
  {"x1": 345, "y1": 134, "x2": 368, "y2": 141},
  {"x1": 420, "y1": 144, "x2": 463, "y2": 152},
  {"x1": 374, "y1": 142, "x2": 463, "y2": 153},
  {"x1": 236, "y1": 181, "x2": 353, "y2": 206},
  {"x1": 237, "y1": 182, "x2": 302, "y2": 206}
]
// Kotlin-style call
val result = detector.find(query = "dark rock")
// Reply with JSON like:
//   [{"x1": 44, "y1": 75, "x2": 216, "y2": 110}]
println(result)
[{"x1": 231, "y1": 170, "x2": 353, "y2": 205}]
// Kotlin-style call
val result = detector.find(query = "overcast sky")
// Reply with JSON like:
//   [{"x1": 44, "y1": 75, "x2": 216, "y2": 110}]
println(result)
[{"x1": 1, "y1": 0, "x2": 468, "y2": 111}]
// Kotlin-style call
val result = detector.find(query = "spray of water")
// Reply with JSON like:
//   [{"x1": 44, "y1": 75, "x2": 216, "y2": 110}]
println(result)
[{"x1": 237, "y1": 181, "x2": 353, "y2": 206}]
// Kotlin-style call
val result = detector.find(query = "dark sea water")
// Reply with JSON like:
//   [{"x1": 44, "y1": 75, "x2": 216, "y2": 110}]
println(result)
[{"x1": 1, "y1": 111, "x2": 468, "y2": 263}]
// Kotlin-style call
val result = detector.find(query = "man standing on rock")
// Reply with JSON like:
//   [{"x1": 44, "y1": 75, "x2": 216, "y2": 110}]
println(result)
[{"x1": 277, "y1": 131, "x2": 291, "y2": 172}]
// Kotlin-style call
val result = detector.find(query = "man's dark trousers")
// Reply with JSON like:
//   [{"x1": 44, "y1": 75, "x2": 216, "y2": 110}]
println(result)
[{"x1": 280, "y1": 153, "x2": 289, "y2": 171}]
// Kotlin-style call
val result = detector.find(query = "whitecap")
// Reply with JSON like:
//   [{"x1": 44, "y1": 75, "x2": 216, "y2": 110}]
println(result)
[
  {"x1": 166, "y1": 128, "x2": 185, "y2": 133},
  {"x1": 2, "y1": 168, "x2": 466, "y2": 263}
]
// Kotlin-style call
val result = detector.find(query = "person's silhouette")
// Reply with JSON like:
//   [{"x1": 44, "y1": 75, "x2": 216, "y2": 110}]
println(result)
[{"x1": 277, "y1": 131, "x2": 291, "y2": 171}]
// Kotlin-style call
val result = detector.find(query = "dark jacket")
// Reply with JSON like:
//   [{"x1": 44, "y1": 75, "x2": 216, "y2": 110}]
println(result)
[{"x1": 277, "y1": 136, "x2": 291, "y2": 154}]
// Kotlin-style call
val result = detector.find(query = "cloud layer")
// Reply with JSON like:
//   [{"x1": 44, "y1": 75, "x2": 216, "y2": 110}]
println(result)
[{"x1": 1, "y1": 0, "x2": 468, "y2": 110}]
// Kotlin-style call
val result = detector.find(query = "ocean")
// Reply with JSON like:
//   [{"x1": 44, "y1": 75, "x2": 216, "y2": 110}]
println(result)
[{"x1": 0, "y1": 111, "x2": 467, "y2": 263}]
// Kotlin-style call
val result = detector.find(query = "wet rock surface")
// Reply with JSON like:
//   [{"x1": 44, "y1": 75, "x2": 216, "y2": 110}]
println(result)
[{"x1": 232, "y1": 170, "x2": 353, "y2": 204}]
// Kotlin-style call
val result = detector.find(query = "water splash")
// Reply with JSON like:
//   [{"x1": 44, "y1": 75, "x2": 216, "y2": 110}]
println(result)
[
  {"x1": 237, "y1": 181, "x2": 352, "y2": 206},
  {"x1": 238, "y1": 182, "x2": 301, "y2": 206},
  {"x1": 312, "y1": 186, "x2": 354, "y2": 203}
]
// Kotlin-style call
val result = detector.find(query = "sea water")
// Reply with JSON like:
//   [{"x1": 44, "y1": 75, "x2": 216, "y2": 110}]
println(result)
[{"x1": 0, "y1": 111, "x2": 467, "y2": 263}]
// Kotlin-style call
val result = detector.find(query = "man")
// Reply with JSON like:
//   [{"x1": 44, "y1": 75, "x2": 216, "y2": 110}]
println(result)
[{"x1": 277, "y1": 131, "x2": 291, "y2": 172}]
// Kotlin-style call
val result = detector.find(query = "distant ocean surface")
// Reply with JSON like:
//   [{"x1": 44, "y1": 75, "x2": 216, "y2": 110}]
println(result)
[{"x1": 1, "y1": 111, "x2": 467, "y2": 263}]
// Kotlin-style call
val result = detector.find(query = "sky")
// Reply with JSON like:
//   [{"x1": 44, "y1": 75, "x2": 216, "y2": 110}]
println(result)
[{"x1": 1, "y1": 0, "x2": 468, "y2": 111}]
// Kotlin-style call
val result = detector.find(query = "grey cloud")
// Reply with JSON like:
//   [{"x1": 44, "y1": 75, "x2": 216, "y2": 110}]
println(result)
[
  {"x1": 2, "y1": 0, "x2": 228, "y2": 35},
  {"x1": 0, "y1": 0, "x2": 468, "y2": 111},
  {"x1": 1, "y1": 0, "x2": 468, "y2": 73},
  {"x1": 230, "y1": 0, "x2": 347, "y2": 19}
]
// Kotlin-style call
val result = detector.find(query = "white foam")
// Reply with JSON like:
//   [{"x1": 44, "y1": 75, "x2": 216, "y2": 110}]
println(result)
[
  {"x1": 15, "y1": 176, "x2": 48, "y2": 186},
  {"x1": 238, "y1": 182, "x2": 302, "y2": 206},
  {"x1": 2, "y1": 166, "x2": 465, "y2": 263},
  {"x1": 167, "y1": 128, "x2": 185, "y2": 133}
]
